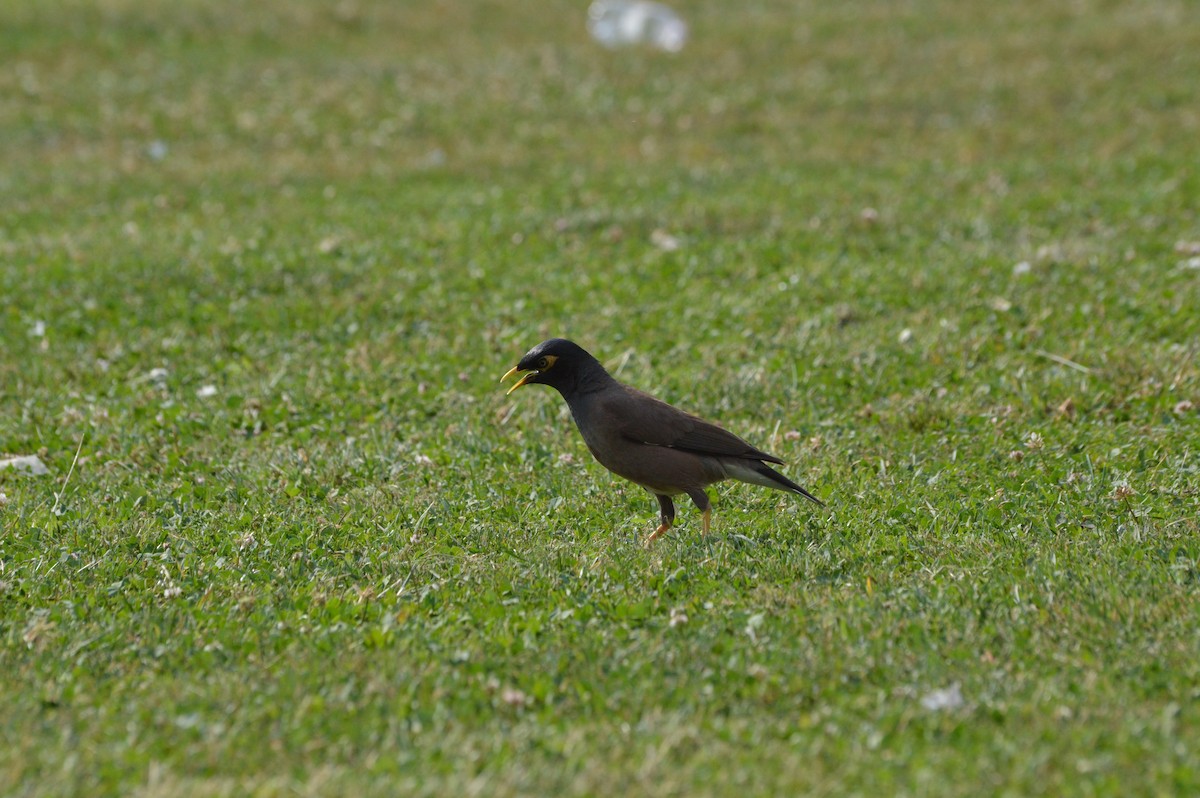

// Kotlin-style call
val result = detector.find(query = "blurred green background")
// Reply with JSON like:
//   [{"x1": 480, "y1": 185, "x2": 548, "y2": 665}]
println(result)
[{"x1": 2, "y1": 1, "x2": 1199, "y2": 795}]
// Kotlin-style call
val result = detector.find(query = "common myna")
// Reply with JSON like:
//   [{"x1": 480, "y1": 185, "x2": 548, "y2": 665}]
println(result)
[{"x1": 501, "y1": 338, "x2": 823, "y2": 544}]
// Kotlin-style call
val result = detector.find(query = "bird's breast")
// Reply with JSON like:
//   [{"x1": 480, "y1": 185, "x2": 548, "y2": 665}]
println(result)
[{"x1": 568, "y1": 398, "x2": 617, "y2": 464}]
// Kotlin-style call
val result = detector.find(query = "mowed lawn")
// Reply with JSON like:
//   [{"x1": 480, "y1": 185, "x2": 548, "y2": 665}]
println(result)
[{"x1": 2, "y1": 0, "x2": 1199, "y2": 795}]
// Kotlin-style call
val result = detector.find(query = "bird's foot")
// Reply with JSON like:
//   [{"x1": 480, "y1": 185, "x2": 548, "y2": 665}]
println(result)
[{"x1": 644, "y1": 522, "x2": 671, "y2": 547}]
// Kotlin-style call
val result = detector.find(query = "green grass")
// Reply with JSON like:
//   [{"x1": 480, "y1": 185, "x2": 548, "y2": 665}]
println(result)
[{"x1": 2, "y1": 0, "x2": 1199, "y2": 794}]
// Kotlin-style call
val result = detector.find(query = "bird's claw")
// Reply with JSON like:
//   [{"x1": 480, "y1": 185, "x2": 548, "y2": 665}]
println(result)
[{"x1": 644, "y1": 522, "x2": 671, "y2": 547}]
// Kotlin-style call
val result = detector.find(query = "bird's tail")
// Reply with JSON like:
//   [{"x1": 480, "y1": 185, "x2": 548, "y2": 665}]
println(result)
[{"x1": 725, "y1": 460, "x2": 825, "y2": 507}]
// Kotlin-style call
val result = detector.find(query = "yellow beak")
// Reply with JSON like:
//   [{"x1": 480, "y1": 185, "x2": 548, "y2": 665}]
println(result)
[{"x1": 500, "y1": 365, "x2": 536, "y2": 395}]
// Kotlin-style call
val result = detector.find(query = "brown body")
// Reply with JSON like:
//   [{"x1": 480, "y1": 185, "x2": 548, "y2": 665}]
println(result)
[
  {"x1": 570, "y1": 384, "x2": 765, "y2": 494},
  {"x1": 502, "y1": 339, "x2": 823, "y2": 543}
]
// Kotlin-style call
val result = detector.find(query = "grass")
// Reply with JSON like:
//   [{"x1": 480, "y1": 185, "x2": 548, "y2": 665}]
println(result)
[{"x1": 2, "y1": 0, "x2": 1199, "y2": 794}]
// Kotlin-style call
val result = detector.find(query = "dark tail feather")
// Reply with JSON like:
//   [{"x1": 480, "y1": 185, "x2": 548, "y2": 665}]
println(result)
[
  {"x1": 729, "y1": 460, "x2": 825, "y2": 507},
  {"x1": 759, "y1": 462, "x2": 825, "y2": 506}
]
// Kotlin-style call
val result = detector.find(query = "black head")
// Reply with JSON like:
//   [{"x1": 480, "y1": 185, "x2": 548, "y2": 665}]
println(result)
[{"x1": 500, "y1": 338, "x2": 611, "y2": 399}]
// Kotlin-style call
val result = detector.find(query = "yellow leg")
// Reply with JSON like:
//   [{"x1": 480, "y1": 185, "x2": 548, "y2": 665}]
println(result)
[
  {"x1": 684, "y1": 489, "x2": 712, "y2": 539},
  {"x1": 646, "y1": 494, "x2": 675, "y2": 546},
  {"x1": 645, "y1": 520, "x2": 671, "y2": 546}
]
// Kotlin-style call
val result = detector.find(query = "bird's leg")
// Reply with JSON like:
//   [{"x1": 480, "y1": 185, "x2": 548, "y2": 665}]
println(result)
[
  {"x1": 685, "y1": 489, "x2": 712, "y2": 536},
  {"x1": 646, "y1": 494, "x2": 675, "y2": 544}
]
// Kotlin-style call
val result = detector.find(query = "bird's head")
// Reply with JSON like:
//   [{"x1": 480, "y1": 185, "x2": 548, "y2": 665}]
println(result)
[{"x1": 500, "y1": 338, "x2": 606, "y2": 397}]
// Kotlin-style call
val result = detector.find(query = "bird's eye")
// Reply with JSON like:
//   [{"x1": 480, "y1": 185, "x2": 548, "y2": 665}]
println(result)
[{"x1": 537, "y1": 356, "x2": 551, "y2": 370}]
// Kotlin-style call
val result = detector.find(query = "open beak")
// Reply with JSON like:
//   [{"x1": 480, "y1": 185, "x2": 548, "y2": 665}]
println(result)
[{"x1": 500, "y1": 365, "x2": 536, "y2": 395}]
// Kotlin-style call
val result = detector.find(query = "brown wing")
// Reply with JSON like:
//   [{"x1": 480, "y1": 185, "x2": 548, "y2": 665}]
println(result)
[{"x1": 606, "y1": 386, "x2": 785, "y2": 464}]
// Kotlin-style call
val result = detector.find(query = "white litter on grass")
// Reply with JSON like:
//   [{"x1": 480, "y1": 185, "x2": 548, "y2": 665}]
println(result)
[
  {"x1": 500, "y1": 687, "x2": 529, "y2": 708},
  {"x1": 989, "y1": 296, "x2": 1013, "y2": 312},
  {"x1": 148, "y1": 367, "x2": 169, "y2": 383},
  {"x1": 920, "y1": 683, "x2": 964, "y2": 712},
  {"x1": 588, "y1": 0, "x2": 687, "y2": 52},
  {"x1": 29, "y1": 320, "x2": 46, "y2": 337},
  {"x1": 196, "y1": 384, "x2": 219, "y2": 398},
  {"x1": 898, "y1": 328, "x2": 914, "y2": 344},
  {"x1": 1013, "y1": 260, "x2": 1032, "y2": 276},
  {"x1": 0, "y1": 455, "x2": 49, "y2": 476},
  {"x1": 421, "y1": 148, "x2": 447, "y2": 168},
  {"x1": 744, "y1": 612, "x2": 766, "y2": 642},
  {"x1": 651, "y1": 229, "x2": 681, "y2": 251}
]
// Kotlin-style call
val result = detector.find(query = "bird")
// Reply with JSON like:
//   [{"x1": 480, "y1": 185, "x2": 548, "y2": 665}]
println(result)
[{"x1": 500, "y1": 338, "x2": 823, "y2": 544}]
